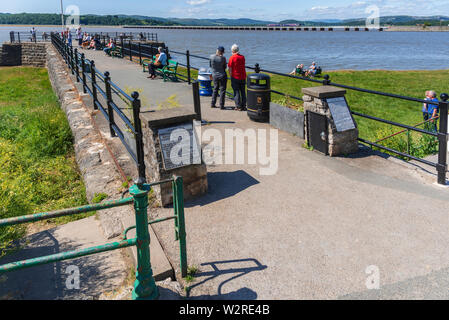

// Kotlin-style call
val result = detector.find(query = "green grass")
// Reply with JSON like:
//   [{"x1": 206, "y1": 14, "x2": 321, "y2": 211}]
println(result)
[
  {"x1": 178, "y1": 66, "x2": 448, "y2": 157},
  {"x1": 0, "y1": 67, "x2": 88, "y2": 257}
]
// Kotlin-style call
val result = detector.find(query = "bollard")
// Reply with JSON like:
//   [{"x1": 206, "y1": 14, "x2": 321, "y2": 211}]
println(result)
[
  {"x1": 130, "y1": 183, "x2": 159, "y2": 300},
  {"x1": 437, "y1": 93, "x2": 449, "y2": 185},
  {"x1": 323, "y1": 74, "x2": 331, "y2": 85}
]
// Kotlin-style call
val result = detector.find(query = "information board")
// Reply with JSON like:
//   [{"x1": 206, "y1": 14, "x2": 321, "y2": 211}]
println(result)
[
  {"x1": 158, "y1": 123, "x2": 201, "y2": 171},
  {"x1": 325, "y1": 97, "x2": 356, "y2": 132}
]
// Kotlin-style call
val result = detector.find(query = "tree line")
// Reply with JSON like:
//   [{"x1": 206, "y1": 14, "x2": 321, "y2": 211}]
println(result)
[{"x1": 0, "y1": 13, "x2": 179, "y2": 26}]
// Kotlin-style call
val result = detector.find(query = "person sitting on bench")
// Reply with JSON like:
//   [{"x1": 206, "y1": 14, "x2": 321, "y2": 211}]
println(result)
[
  {"x1": 289, "y1": 64, "x2": 304, "y2": 76},
  {"x1": 147, "y1": 47, "x2": 167, "y2": 79},
  {"x1": 82, "y1": 33, "x2": 91, "y2": 49},
  {"x1": 103, "y1": 39, "x2": 116, "y2": 56},
  {"x1": 305, "y1": 62, "x2": 317, "y2": 77}
]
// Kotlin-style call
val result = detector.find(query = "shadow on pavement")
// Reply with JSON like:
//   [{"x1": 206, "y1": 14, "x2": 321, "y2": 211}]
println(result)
[
  {"x1": 0, "y1": 229, "x2": 124, "y2": 300},
  {"x1": 187, "y1": 258, "x2": 267, "y2": 300},
  {"x1": 185, "y1": 171, "x2": 260, "y2": 208}
]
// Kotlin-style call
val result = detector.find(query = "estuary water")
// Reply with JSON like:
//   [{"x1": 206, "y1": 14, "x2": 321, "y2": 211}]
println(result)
[{"x1": 1, "y1": 26, "x2": 448, "y2": 72}]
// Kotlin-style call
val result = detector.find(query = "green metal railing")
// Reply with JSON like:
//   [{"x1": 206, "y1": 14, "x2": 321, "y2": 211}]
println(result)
[{"x1": 0, "y1": 176, "x2": 187, "y2": 300}]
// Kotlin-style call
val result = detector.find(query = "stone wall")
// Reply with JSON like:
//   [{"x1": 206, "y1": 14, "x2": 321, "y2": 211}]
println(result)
[
  {"x1": 0, "y1": 42, "x2": 47, "y2": 67},
  {"x1": 302, "y1": 86, "x2": 359, "y2": 156}
]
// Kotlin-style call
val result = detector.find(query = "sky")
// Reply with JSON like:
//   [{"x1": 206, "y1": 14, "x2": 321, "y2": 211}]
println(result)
[{"x1": 2, "y1": 0, "x2": 449, "y2": 21}]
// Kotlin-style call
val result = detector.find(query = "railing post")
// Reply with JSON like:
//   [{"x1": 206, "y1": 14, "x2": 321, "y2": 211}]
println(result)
[
  {"x1": 90, "y1": 61, "x2": 98, "y2": 110},
  {"x1": 186, "y1": 50, "x2": 191, "y2": 84},
  {"x1": 255, "y1": 63, "x2": 260, "y2": 73},
  {"x1": 9, "y1": 31, "x2": 14, "y2": 43},
  {"x1": 437, "y1": 93, "x2": 448, "y2": 185},
  {"x1": 129, "y1": 40, "x2": 133, "y2": 61},
  {"x1": 192, "y1": 81, "x2": 202, "y2": 121},
  {"x1": 121, "y1": 37, "x2": 125, "y2": 58},
  {"x1": 129, "y1": 183, "x2": 159, "y2": 300},
  {"x1": 18, "y1": 32, "x2": 21, "y2": 44},
  {"x1": 173, "y1": 176, "x2": 188, "y2": 278},
  {"x1": 74, "y1": 48, "x2": 80, "y2": 82},
  {"x1": 69, "y1": 45, "x2": 75, "y2": 75},
  {"x1": 81, "y1": 53, "x2": 87, "y2": 94},
  {"x1": 323, "y1": 74, "x2": 331, "y2": 85},
  {"x1": 104, "y1": 72, "x2": 116, "y2": 138},
  {"x1": 138, "y1": 42, "x2": 142, "y2": 65},
  {"x1": 131, "y1": 92, "x2": 147, "y2": 184}
]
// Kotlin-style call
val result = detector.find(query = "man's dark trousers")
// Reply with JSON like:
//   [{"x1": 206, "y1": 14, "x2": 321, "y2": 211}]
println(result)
[
  {"x1": 231, "y1": 77, "x2": 246, "y2": 109},
  {"x1": 212, "y1": 76, "x2": 227, "y2": 108}
]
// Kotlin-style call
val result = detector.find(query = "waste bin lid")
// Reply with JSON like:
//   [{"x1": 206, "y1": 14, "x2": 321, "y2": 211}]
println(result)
[{"x1": 248, "y1": 73, "x2": 270, "y2": 80}]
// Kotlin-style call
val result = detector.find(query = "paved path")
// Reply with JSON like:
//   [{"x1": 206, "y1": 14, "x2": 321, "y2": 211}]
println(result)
[{"x1": 80, "y1": 49, "x2": 449, "y2": 300}]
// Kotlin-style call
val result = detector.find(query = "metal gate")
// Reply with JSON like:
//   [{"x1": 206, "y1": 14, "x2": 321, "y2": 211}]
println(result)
[{"x1": 307, "y1": 111, "x2": 328, "y2": 155}]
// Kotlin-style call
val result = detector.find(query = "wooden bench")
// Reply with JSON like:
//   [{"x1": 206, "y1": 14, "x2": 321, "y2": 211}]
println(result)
[
  {"x1": 142, "y1": 56, "x2": 178, "y2": 82},
  {"x1": 111, "y1": 47, "x2": 123, "y2": 58}
]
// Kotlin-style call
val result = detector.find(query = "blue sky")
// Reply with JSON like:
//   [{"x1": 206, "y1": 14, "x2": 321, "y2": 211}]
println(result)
[{"x1": 2, "y1": 0, "x2": 449, "y2": 21}]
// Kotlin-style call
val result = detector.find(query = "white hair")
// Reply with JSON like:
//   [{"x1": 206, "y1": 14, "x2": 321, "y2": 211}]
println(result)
[{"x1": 231, "y1": 44, "x2": 239, "y2": 53}]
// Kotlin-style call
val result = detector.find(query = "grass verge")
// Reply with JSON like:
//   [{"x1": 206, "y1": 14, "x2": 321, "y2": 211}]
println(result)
[
  {"x1": 177, "y1": 66, "x2": 448, "y2": 158},
  {"x1": 0, "y1": 67, "x2": 89, "y2": 258}
]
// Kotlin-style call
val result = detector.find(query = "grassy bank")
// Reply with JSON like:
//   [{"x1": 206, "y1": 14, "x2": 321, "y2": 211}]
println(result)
[
  {"x1": 178, "y1": 67, "x2": 448, "y2": 157},
  {"x1": 0, "y1": 67, "x2": 88, "y2": 257}
]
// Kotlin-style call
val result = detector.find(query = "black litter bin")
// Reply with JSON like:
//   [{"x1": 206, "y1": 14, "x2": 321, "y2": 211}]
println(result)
[{"x1": 247, "y1": 73, "x2": 271, "y2": 122}]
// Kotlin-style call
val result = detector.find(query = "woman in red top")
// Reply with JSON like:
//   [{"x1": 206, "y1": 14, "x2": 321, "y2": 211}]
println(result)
[{"x1": 228, "y1": 44, "x2": 247, "y2": 111}]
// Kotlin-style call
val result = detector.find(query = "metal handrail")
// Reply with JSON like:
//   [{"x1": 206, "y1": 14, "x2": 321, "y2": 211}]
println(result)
[{"x1": 0, "y1": 177, "x2": 188, "y2": 299}]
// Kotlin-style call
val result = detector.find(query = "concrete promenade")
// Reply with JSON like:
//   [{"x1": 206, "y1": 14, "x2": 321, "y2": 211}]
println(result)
[{"x1": 80, "y1": 49, "x2": 449, "y2": 300}]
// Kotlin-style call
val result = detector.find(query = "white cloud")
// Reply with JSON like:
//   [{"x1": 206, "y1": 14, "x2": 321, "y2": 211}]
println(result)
[{"x1": 186, "y1": 0, "x2": 211, "y2": 5}]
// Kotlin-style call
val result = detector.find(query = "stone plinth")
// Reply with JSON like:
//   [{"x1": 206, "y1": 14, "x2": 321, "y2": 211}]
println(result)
[
  {"x1": 302, "y1": 86, "x2": 359, "y2": 156},
  {"x1": 141, "y1": 108, "x2": 208, "y2": 206}
]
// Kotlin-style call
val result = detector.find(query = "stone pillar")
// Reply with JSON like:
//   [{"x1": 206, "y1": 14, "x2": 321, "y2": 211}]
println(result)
[
  {"x1": 302, "y1": 86, "x2": 359, "y2": 156},
  {"x1": 141, "y1": 109, "x2": 208, "y2": 206}
]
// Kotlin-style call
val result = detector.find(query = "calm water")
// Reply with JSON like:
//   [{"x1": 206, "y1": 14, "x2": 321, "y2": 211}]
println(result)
[{"x1": 1, "y1": 26, "x2": 448, "y2": 72}]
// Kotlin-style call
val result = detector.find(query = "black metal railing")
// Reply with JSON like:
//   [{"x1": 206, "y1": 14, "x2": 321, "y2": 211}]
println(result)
[
  {"x1": 96, "y1": 39, "x2": 449, "y2": 185},
  {"x1": 10, "y1": 30, "x2": 158, "y2": 44},
  {"x1": 9, "y1": 31, "x2": 52, "y2": 43},
  {"x1": 51, "y1": 32, "x2": 147, "y2": 184}
]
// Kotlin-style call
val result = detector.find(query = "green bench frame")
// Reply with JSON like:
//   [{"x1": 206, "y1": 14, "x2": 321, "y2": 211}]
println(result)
[
  {"x1": 142, "y1": 56, "x2": 178, "y2": 82},
  {"x1": 111, "y1": 47, "x2": 123, "y2": 58}
]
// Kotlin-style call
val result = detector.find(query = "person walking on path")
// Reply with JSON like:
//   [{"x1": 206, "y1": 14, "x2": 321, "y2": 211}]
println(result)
[
  {"x1": 76, "y1": 27, "x2": 82, "y2": 48},
  {"x1": 210, "y1": 46, "x2": 228, "y2": 109},
  {"x1": 228, "y1": 44, "x2": 247, "y2": 111},
  {"x1": 67, "y1": 28, "x2": 72, "y2": 47},
  {"x1": 147, "y1": 47, "x2": 168, "y2": 79}
]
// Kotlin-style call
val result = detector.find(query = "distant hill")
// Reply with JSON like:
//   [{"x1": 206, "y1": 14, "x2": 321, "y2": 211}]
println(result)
[
  {"x1": 1, "y1": 13, "x2": 448, "y2": 27},
  {"x1": 0, "y1": 13, "x2": 178, "y2": 26}
]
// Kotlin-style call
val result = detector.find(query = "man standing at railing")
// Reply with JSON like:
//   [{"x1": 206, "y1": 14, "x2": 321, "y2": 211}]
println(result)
[
  {"x1": 426, "y1": 90, "x2": 440, "y2": 132},
  {"x1": 228, "y1": 44, "x2": 247, "y2": 111},
  {"x1": 210, "y1": 46, "x2": 227, "y2": 110}
]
